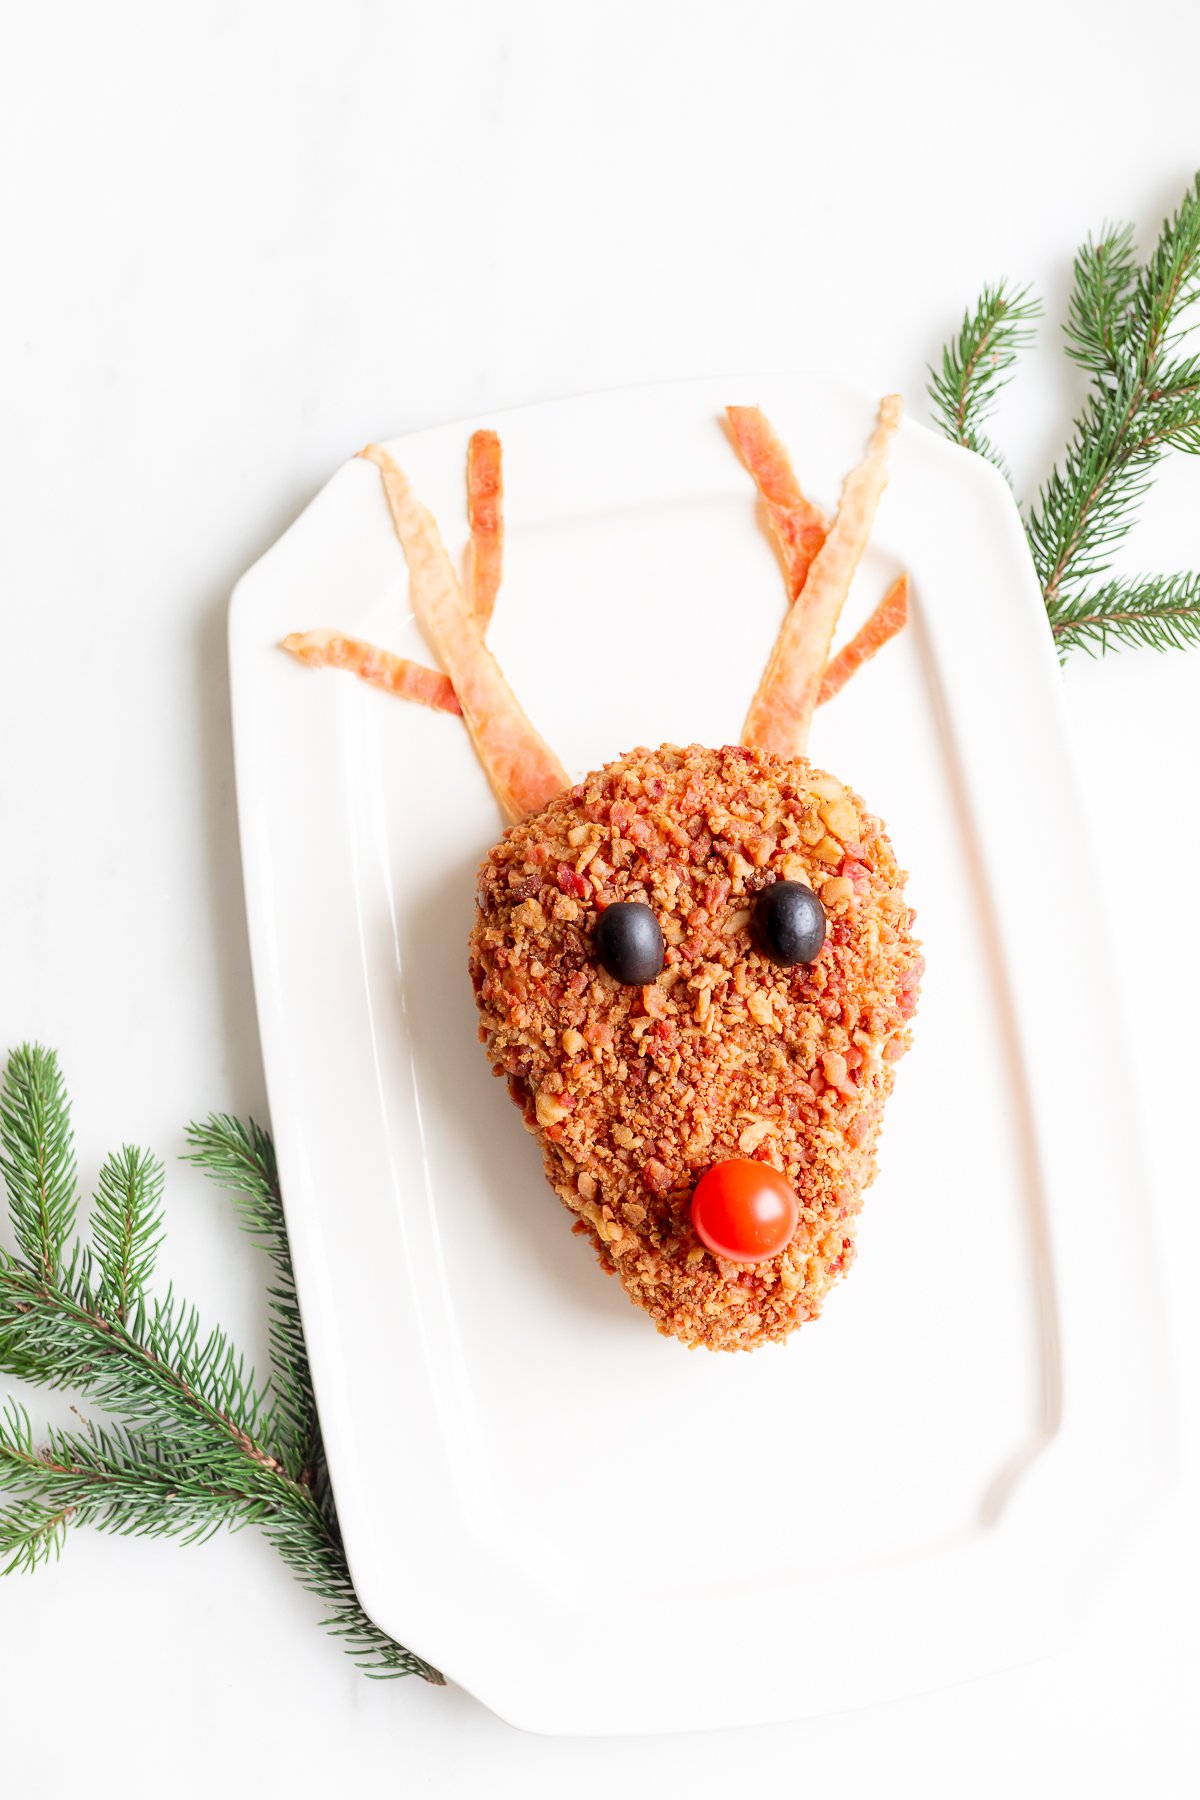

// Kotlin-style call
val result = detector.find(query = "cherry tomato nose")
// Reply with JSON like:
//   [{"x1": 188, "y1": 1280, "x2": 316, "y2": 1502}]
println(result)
[{"x1": 690, "y1": 1158, "x2": 799, "y2": 1263}]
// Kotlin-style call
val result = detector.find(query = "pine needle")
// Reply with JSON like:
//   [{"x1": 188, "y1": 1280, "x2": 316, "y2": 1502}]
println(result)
[
  {"x1": 1064, "y1": 224, "x2": 1139, "y2": 380},
  {"x1": 0, "y1": 1045, "x2": 441, "y2": 1684},
  {"x1": 1, "y1": 1044, "x2": 78, "y2": 1280},
  {"x1": 91, "y1": 1146, "x2": 165, "y2": 1325},
  {"x1": 0, "y1": 1400, "x2": 272, "y2": 1547},
  {"x1": 929, "y1": 173, "x2": 1200, "y2": 663},
  {"x1": 184, "y1": 1115, "x2": 317, "y2": 1482},
  {"x1": 1049, "y1": 572, "x2": 1200, "y2": 657},
  {"x1": 0, "y1": 1497, "x2": 75, "y2": 1575},
  {"x1": 926, "y1": 281, "x2": 1041, "y2": 483}
]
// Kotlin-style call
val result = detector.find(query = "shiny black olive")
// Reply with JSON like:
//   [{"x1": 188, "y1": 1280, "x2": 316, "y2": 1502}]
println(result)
[
  {"x1": 594, "y1": 901, "x2": 665, "y2": 985},
  {"x1": 753, "y1": 880, "x2": 826, "y2": 966}
]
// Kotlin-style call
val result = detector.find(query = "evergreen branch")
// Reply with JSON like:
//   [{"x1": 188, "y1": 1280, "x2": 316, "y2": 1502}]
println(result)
[
  {"x1": 0, "y1": 1399, "x2": 439, "y2": 1676},
  {"x1": 264, "y1": 1497, "x2": 444, "y2": 1682},
  {"x1": 1049, "y1": 572, "x2": 1200, "y2": 658},
  {"x1": 1128, "y1": 175, "x2": 1200, "y2": 366},
  {"x1": 0, "y1": 1044, "x2": 441, "y2": 1684},
  {"x1": 1065, "y1": 224, "x2": 1138, "y2": 380},
  {"x1": 1026, "y1": 374, "x2": 1160, "y2": 603},
  {"x1": 1029, "y1": 175, "x2": 1200, "y2": 610},
  {"x1": 0, "y1": 1496, "x2": 75, "y2": 1575},
  {"x1": 1134, "y1": 361, "x2": 1200, "y2": 455},
  {"x1": 926, "y1": 281, "x2": 1041, "y2": 482},
  {"x1": 184, "y1": 1116, "x2": 317, "y2": 1481},
  {"x1": 91, "y1": 1145, "x2": 165, "y2": 1325},
  {"x1": 931, "y1": 174, "x2": 1200, "y2": 668},
  {"x1": 0, "y1": 1259, "x2": 284, "y2": 1477},
  {"x1": 0, "y1": 1044, "x2": 78, "y2": 1280},
  {"x1": 0, "y1": 1401, "x2": 272, "y2": 1546}
]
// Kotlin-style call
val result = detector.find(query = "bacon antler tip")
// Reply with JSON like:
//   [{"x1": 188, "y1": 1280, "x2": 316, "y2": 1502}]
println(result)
[{"x1": 741, "y1": 395, "x2": 903, "y2": 757}]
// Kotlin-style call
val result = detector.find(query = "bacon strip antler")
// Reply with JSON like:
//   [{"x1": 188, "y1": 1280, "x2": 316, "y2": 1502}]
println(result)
[
  {"x1": 283, "y1": 427, "x2": 502, "y2": 712},
  {"x1": 817, "y1": 574, "x2": 909, "y2": 707},
  {"x1": 284, "y1": 405, "x2": 910, "y2": 819},
  {"x1": 467, "y1": 428, "x2": 504, "y2": 629},
  {"x1": 281, "y1": 630, "x2": 461, "y2": 714},
  {"x1": 358, "y1": 445, "x2": 568, "y2": 823},
  {"x1": 741, "y1": 395, "x2": 903, "y2": 757},
  {"x1": 725, "y1": 405, "x2": 828, "y2": 600}
]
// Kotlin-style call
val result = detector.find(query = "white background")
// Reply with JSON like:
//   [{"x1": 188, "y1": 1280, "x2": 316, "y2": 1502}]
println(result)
[{"x1": 1, "y1": 1, "x2": 1197, "y2": 1792}]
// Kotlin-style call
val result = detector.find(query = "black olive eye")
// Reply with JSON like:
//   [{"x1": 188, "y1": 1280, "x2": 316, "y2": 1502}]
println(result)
[
  {"x1": 594, "y1": 902, "x2": 665, "y2": 985},
  {"x1": 753, "y1": 880, "x2": 826, "y2": 966}
]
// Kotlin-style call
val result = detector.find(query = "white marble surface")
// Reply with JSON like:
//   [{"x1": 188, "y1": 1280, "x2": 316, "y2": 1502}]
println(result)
[{"x1": 1, "y1": 1, "x2": 1197, "y2": 1791}]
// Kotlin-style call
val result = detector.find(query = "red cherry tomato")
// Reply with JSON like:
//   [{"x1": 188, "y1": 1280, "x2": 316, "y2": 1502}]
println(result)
[{"x1": 690, "y1": 1158, "x2": 798, "y2": 1263}]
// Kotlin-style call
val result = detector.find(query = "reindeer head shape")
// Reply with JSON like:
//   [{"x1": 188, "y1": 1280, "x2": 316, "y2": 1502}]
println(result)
[{"x1": 285, "y1": 401, "x2": 922, "y2": 1350}]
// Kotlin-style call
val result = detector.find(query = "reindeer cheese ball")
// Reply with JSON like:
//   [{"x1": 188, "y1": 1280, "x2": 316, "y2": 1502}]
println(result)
[
  {"x1": 285, "y1": 399, "x2": 922, "y2": 1350},
  {"x1": 470, "y1": 742, "x2": 919, "y2": 1349}
]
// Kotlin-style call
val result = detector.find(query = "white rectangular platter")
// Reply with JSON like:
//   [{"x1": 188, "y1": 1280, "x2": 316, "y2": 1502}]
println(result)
[{"x1": 229, "y1": 375, "x2": 1174, "y2": 1735}]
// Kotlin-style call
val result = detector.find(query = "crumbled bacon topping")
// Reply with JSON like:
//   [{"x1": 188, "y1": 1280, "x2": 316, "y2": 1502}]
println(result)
[{"x1": 468, "y1": 743, "x2": 922, "y2": 1351}]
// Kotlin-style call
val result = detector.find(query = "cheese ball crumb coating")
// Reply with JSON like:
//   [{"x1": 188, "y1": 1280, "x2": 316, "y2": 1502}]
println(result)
[{"x1": 469, "y1": 743, "x2": 922, "y2": 1351}]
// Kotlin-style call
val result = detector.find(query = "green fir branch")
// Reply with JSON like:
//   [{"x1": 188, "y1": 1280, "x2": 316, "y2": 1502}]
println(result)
[
  {"x1": 0, "y1": 1496, "x2": 75, "y2": 1575},
  {"x1": 0, "y1": 1400, "x2": 272, "y2": 1546},
  {"x1": 930, "y1": 172, "x2": 1200, "y2": 664},
  {"x1": 926, "y1": 280, "x2": 1041, "y2": 482},
  {"x1": 0, "y1": 1044, "x2": 441, "y2": 1685},
  {"x1": 1049, "y1": 572, "x2": 1200, "y2": 658},
  {"x1": 1, "y1": 1044, "x2": 78, "y2": 1280},
  {"x1": 0, "y1": 1260, "x2": 282, "y2": 1471},
  {"x1": 264, "y1": 1497, "x2": 441, "y2": 1681},
  {"x1": 1064, "y1": 224, "x2": 1138, "y2": 380},
  {"x1": 184, "y1": 1115, "x2": 317, "y2": 1481},
  {"x1": 91, "y1": 1145, "x2": 165, "y2": 1325},
  {"x1": 1128, "y1": 176, "x2": 1200, "y2": 366},
  {"x1": 1025, "y1": 372, "x2": 1161, "y2": 603}
]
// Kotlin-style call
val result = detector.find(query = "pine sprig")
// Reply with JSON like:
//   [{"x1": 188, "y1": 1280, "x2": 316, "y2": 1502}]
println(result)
[
  {"x1": 91, "y1": 1146, "x2": 165, "y2": 1325},
  {"x1": 0, "y1": 1497, "x2": 75, "y2": 1576},
  {"x1": 929, "y1": 173, "x2": 1200, "y2": 661},
  {"x1": 927, "y1": 281, "x2": 1041, "y2": 483},
  {"x1": 0, "y1": 1044, "x2": 442, "y2": 1686},
  {"x1": 1049, "y1": 572, "x2": 1200, "y2": 657},
  {"x1": 1, "y1": 1261, "x2": 281, "y2": 1468},
  {"x1": 1025, "y1": 373, "x2": 1160, "y2": 604},
  {"x1": 184, "y1": 1115, "x2": 317, "y2": 1482},
  {"x1": 0, "y1": 1400, "x2": 273, "y2": 1547},
  {"x1": 264, "y1": 1496, "x2": 437, "y2": 1680},
  {"x1": 1, "y1": 1044, "x2": 78, "y2": 1281},
  {"x1": 1064, "y1": 224, "x2": 1138, "y2": 380}
]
